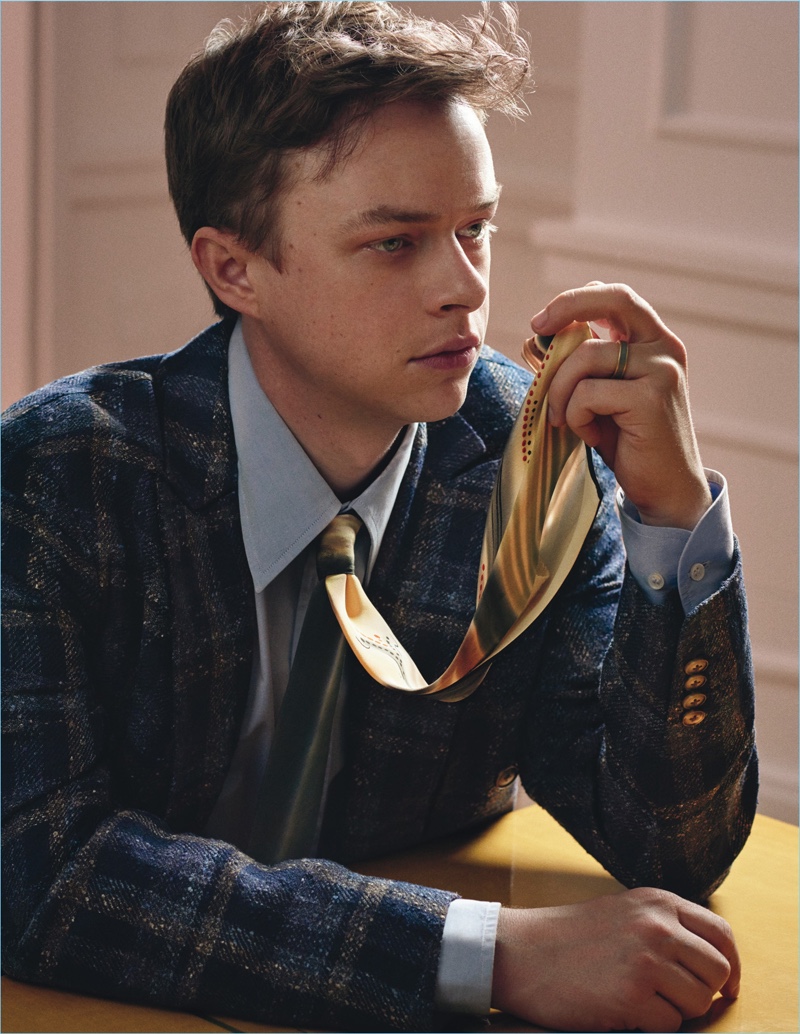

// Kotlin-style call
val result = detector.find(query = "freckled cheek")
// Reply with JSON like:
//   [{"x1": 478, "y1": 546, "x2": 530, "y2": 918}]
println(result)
[{"x1": 321, "y1": 308, "x2": 360, "y2": 348}]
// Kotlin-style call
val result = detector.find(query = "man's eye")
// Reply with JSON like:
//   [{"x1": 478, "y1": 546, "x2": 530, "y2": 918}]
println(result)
[
  {"x1": 460, "y1": 221, "x2": 497, "y2": 241},
  {"x1": 370, "y1": 237, "x2": 407, "y2": 253}
]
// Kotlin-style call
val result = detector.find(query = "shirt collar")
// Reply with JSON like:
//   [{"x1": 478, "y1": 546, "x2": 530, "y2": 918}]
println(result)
[{"x1": 228, "y1": 319, "x2": 416, "y2": 591}]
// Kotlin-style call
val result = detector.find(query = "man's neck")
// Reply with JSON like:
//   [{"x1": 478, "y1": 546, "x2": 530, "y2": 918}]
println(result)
[
  {"x1": 242, "y1": 321, "x2": 404, "y2": 500},
  {"x1": 284, "y1": 415, "x2": 404, "y2": 501}
]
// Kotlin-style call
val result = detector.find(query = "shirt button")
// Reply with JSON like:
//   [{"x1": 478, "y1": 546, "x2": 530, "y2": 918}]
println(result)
[
  {"x1": 495, "y1": 765, "x2": 519, "y2": 788},
  {"x1": 685, "y1": 674, "x2": 707, "y2": 691},
  {"x1": 690, "y1": 563, "x2": 706, "y2": 582},
  {"x1": 648, "y1": 572, "x2": 665, "y2": 590},
  {"x1": 682, "y1": 710, "x2": 706, "y2": 727},
  {"x1": 683, "y1": 693, "x2": 707, "y2": 709}
]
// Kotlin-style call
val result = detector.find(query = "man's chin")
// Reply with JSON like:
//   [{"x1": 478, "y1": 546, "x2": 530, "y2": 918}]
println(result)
[{"x1": 409, "y1": 375, "x2": 473, "y2": 425}]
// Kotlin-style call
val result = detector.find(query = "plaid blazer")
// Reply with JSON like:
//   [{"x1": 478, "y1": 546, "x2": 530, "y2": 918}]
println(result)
[{"x1": 2, "y1": 319, "x2": 757, "y2": 1031}]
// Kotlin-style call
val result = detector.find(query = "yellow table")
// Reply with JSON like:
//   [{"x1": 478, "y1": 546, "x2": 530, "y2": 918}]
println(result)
[{"x1": 3, "y1": 805, "x2": 797, "y2": 1033}]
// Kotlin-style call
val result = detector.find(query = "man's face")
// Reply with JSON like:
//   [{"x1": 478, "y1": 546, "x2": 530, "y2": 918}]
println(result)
[{"x1": 242, "y1": 98, "x2": 499, "y2": 439}]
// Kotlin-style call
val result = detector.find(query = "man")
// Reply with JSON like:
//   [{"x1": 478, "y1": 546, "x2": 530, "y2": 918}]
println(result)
[{"x1": 2, "y1": 3, "x2": 756, "y2": 1032}]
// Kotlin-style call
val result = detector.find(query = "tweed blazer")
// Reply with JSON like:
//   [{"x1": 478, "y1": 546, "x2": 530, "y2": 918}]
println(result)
[{"x1": 2, "y1": 319, "x2": 757, "y2": 1032}]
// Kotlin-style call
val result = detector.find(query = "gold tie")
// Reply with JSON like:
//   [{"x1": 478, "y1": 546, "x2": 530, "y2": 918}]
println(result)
[{"x1": 323, "y1": 321, "x2": 600, "y2": 701}]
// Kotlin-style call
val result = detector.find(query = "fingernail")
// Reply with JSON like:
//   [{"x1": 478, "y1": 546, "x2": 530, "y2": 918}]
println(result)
[{"x1": 530, "y1": 310, "x2": 547, "y2": 331}]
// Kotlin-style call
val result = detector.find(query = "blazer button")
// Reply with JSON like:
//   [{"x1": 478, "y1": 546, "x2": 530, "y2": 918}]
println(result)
[
  {"x1": 685, "y1": 674, "x2": 707, "y2": 691},
  {"x1": 683, "y1": 693, "x2": 707, "y2": 709},
  {"x1": 495, "y1": 765, "x2": 519, "y2": 788},
  {"x1": 682, "y1": 710, "x2": 706, "y2": 727},
  {"x1": 684, "y1": 658, "x2": 709, "y2": 675}
]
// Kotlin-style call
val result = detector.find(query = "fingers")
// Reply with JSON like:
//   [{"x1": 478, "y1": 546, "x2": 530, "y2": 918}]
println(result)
[
  {"x1": 646, "y1": 901, "x2": 739, "y2": 1027},
  {"x1": 553, "y1": 335, "x2": 639, "y2": 383},
  {"x1": 545, "y1": 335, "x2": 643, "y2": 439},
  {"x1": 614, "y1": 889, "x2": 738, "y2": 1022},
  {"x1": 637, "y1": 993, "x2": 684, "y2": 1034},
  {"x1": 559, "y1": 382, "x2": 635, "y2": 456},
  {"x1": 653, "y1": 955, "x2": 722, "y2": 1022},
  {"x1": 531, "y1": 281, "x2": 679, "y2": 356},
  {"x1": 533, "y1": 291, "x2": 709, "y2": 527},
  {"x1": 679, "y1": 903, "x2": 742, "y2": 999}
]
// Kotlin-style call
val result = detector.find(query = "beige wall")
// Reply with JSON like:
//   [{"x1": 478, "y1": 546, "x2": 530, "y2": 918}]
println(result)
[{"x1": 3, "y1": 2, "x2": 797, "y2": 821}]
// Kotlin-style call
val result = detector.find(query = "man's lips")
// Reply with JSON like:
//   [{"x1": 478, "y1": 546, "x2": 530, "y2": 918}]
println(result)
[{"x1": 411, "y1": 336, "x2": 481, "y2": 370}]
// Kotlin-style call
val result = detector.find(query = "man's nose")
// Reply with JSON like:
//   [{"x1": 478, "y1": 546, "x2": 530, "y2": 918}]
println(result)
[{"x1": 426, "y1": 239, "x2": 489, "y2": 314}]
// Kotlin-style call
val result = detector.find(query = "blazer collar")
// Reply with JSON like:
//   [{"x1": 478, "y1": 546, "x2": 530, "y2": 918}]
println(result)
[{"x1": 154, "y1": 318, "x2": 239, "y2": 511}]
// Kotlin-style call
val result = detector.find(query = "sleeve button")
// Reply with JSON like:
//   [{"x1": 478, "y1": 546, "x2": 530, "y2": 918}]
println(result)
[
  {"x1": 685, "y1": 674, "x2": 707, "y2": 690},
  {"x1": 684, "y1": 659, "x2": 709, "y2": 675},
  {"x1": 682, "y1": 710, "x2": 706, "y2": 726},
  {"x1": 683, "y1": 693, "x2": 707, "y2": 709}
]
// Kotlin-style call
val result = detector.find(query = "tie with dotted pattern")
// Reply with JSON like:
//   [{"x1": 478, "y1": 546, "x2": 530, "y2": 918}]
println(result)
[{"x1": 322, "y1": 321, "x2": 601, "y2": 701}]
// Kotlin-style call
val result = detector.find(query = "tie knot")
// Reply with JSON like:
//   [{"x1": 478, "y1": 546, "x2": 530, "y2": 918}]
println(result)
[{"x1": 317, "y1": 513, "x2": 362, "y2": 578}]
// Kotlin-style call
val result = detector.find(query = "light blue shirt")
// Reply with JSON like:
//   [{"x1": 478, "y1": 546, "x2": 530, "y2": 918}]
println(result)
[{"x1": 214, "y1": 320, "x2": 736, "y2": 1016}]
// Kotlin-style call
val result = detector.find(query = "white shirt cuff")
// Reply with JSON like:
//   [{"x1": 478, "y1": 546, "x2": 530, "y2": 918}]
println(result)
[{"x1": 434, "y1": 898, "x2": 501, "y2": 1015}]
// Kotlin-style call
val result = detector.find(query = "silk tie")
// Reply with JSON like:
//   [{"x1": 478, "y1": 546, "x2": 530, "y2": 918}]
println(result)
[
  {"x1": 323, "y1": 321, "x2": 601, "y2": 701},
  {"x1": 250, "y1": 321, "x2": 601, "y2": 862}
]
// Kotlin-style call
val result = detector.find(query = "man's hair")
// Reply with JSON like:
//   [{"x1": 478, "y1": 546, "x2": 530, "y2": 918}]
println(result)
[{"x1": 165, "y1": 1, "x2": 531, "y2": 318}]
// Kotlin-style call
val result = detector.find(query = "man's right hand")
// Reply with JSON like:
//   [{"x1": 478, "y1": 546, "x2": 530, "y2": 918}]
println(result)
[{"x1": 491, "y1": 887, "x2": 740, "y2": 1032}]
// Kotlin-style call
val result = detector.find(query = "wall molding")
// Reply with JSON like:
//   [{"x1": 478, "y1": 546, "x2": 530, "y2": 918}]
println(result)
[
  {"x1": 694, "y1": 414, "x2": 798, "y2": 464},
  {"x1": 534, "y1": 217, "x2": 797, "y2": 292},
  {"x1": 656, "y1": 112, "x2": 798, "y2": 154},
  {"x1": 532, "y1": 217, "x2": 798, "y2": 334},
  {"x1": 651, "y1": 2, "x2": 798, "y2": 155}
]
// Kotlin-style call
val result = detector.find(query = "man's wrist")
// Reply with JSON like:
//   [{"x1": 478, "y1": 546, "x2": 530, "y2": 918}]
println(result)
[{"x1": 635, "y1": 474, "x2": 713, "y2": 532}]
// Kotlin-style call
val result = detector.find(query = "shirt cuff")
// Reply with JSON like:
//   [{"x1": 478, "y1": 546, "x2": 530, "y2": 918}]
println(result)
[
  {"x1": 617, "y1": 469, "x2": 735, "y2": 613},
  {"x1": 434, "y1": 898, "x2": 501, "y2": 1016}
]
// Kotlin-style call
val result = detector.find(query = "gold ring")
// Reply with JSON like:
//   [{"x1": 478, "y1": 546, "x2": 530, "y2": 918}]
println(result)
[{"x1": 611, "y1": 339, "x2": 629, "y2": 380}]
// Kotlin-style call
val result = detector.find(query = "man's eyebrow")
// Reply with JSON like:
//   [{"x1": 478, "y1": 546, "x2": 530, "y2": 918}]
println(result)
[{"x1": 343, "y1": 186, "x2": 503, "y2": 234}]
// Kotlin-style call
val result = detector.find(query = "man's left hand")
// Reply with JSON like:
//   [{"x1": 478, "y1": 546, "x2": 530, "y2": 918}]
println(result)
[{"x1": 530, "y1": 281, "x2": 712, "y2": 531}]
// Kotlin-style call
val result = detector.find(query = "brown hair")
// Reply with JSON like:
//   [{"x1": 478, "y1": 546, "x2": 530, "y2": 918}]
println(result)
[{"x1": 165, "y1": 1, "x2": 531, "y2": 317}]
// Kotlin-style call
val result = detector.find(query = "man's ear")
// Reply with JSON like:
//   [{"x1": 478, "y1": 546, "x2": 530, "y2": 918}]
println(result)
[{"x1": 191, "y1": 228, "x2": 265, "y2": 318}]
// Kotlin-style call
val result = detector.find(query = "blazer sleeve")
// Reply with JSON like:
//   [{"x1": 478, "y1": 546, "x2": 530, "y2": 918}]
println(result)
[
  {"x1": 519, "y1": 457, "x2": 758, "y2": 902},
  {"x1": 1, "y1": 397, "x2": 457, "y2": 1033}
]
